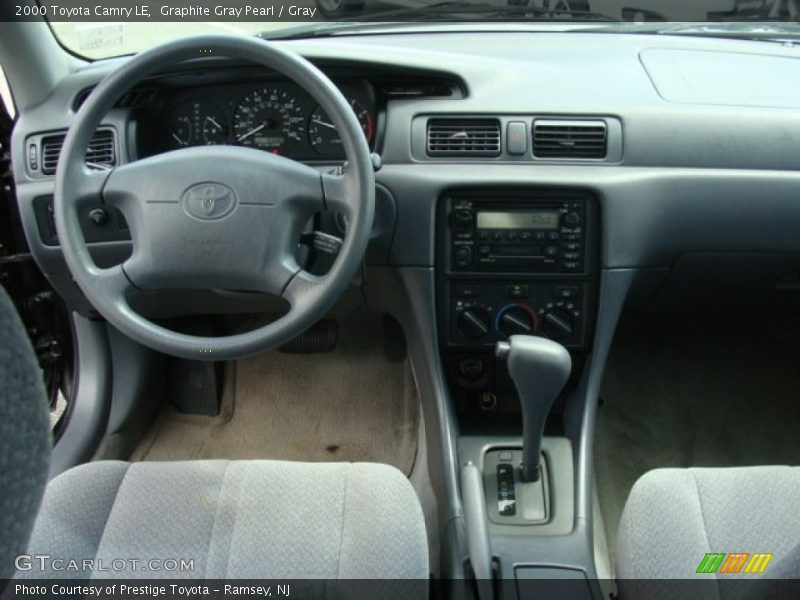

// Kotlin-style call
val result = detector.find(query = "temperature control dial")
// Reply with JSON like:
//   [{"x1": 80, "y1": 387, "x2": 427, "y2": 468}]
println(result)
[
  {"x1": 542, "y1": 308, "x2": 575, "y2": 340},
  {"x1": 498, "y1": 306, "x2": 537, "y2": 337},
  {"x1": 497, "y1": 305, "x2": 539, "y2": 337},
  {"x1": 457, "y1": 307, "x2": 492, "y2": 340}
]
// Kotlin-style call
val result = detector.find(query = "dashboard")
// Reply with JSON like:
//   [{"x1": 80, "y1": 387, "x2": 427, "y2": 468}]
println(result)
[
  {"x1": 145, "y1": 79, "x2": 377, "y2": 161},
  {"x1": 10, "y1": 31, "x2": 800, "y2": 325}
]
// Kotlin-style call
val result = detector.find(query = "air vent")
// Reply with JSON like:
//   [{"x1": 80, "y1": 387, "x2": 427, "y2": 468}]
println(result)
[
  {"x1": 40, "y1": 129, "x2": 117, "y2": 175},
  {"x1": 427, "y1": 119, "x2": 501, "y2": 157},
  {"x1": 74, "y1": 87, "x2": 156, "y2": 111},
  {"x1": 378, "y1": 80, "x2": 456, "y2": 98},
  {"x1": 532, "y1": 120, "x2": 607, "y2": 159}
]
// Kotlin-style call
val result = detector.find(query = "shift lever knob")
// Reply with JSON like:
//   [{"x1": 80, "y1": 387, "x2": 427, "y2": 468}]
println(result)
[{"x1": 496, "y1": 335, "x2": 571, "y2": 482}]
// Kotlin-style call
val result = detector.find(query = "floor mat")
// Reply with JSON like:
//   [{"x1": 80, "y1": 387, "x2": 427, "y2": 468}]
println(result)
[
  {"x1": 595, "y1": 314, "x2": 800, "y2": 572},
  {"x1": 132, "y1": 316, "x2": 420, "y2": 475}
]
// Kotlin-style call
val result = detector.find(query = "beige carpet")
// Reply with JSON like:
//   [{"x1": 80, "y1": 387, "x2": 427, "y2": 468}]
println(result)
[{"x1": 132, "y1": 317, "x2": 420, "y2": 475}]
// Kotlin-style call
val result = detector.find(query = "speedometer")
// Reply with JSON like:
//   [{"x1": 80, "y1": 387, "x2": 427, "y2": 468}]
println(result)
[{"x1": 232, "y1": 88, "x2": 305, "y2": 152}]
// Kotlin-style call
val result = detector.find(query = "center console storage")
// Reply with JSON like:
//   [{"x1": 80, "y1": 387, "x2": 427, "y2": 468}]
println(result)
[{"x1": 436, "y1": 189, "x2": 599, "y2": 418}]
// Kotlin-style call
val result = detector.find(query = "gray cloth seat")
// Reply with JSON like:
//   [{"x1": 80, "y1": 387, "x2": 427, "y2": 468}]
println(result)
[
  {"x1": 616, "y1": 466, "x2": 800, "y2": 599},
  {"x1": 0, "y1": 284, "x2": 51, "y2": 579},
  {"x1": 19, "y1": 459, "x2": 429, "y2": 581}
]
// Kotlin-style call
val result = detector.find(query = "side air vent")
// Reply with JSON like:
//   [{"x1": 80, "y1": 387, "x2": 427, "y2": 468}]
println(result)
[
  {"x1": 426, "y1": 118, "x2": 501, "y2": 157},
  {"x1": 532, "y1": 119, "x2": 607, "y2": 159},
  {"x1": 40, "y1": 129, "x2": 117, "y2": 175}
]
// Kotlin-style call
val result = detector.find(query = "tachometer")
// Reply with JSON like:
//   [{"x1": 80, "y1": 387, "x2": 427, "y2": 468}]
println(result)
[
  {"x1": 308, "y1": 99, "x2": 374, "y2": 156},
  {"x1": 166, "y1": 100, "x2": 228, "y2": 148},
  {"x1": 232, "y1": 87, "x2": 305, "y2": 152}
]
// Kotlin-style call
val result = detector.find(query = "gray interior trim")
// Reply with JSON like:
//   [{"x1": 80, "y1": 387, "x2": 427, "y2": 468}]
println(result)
[
  {"x1": 408, "y1": 404, "x2": 441, "y2": 577},
  {"x1": 365, "y1": 265, "x2": 466, "y2": 579},
  {"x1": 460, "y1": 462, "x2": 493, "y2": 599},
  {"x1": 0, "y1": 21, "x2": 81, "y2": 112},
  {"x1": 91, "y1": 326, "x2": 165, "y2": 462},
  {"x1": 592, "y1": 486, "x2": 614, "y2": 596},
  {"x1": 567, "y1": 269, "x2": 635, "y2": 523},
  {"x1": 49, "y1": 313, "x2": 112, "y2": 478}
]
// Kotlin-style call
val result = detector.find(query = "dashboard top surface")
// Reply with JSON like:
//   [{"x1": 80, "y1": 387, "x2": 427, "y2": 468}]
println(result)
[
  {"x1": 9, "y1": 29, "x2": 800, "y2": 284},
  {"x1": 14, "y1": 30, "x2": 800, "y2": 172}
]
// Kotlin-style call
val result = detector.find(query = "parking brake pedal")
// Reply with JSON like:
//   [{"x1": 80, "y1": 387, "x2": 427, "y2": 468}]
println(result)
[{"x1": 280, "y1": 319, "x2": 338, "y2": 354}]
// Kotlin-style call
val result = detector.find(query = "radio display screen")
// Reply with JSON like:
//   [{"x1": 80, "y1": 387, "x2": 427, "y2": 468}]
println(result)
[{"x1": 477, "y1": 211, "x2": 559, "y2": 230}]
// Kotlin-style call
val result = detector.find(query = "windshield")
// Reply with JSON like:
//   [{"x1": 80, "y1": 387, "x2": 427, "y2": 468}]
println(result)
[{"x1": 44, "y1": 0, "x2": 800, "y2": 59}]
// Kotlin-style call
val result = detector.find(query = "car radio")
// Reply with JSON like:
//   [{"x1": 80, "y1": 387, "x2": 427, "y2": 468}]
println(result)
[{"x1": 449, "y1": 197, "x2": 586, "y2": 273}]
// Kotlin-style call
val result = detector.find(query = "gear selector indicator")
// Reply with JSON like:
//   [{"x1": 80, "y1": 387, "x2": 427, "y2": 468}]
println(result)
[{"x1": 497, "y1": 463, "x2": 517, "y2": 516}]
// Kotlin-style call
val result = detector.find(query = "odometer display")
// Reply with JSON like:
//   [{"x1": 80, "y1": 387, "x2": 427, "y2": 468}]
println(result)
[{"x1": 233, "y1": 87, "x2": 305, "y2": 152}]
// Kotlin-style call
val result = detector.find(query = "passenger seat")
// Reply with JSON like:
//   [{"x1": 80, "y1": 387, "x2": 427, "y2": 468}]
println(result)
[{"x1": 616, "y1": 467, "x2": 800, "y2": 598}]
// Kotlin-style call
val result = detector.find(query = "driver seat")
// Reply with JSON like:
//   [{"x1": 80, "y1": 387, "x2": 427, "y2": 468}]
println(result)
[
  {"x1": 20, "y1": 459, "x2": 429, "y2": 580},
  {"x1": 1, "y1": 289, "x2": 428, "y2": 584}
]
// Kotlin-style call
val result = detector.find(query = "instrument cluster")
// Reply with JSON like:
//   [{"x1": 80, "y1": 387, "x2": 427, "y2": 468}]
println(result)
[{"x1": 159, "y1": 80, "x2": 377, "y2": 160}]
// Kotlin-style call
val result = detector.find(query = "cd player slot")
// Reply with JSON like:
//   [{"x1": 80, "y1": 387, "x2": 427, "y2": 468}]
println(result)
[{"x1": 486, "y1": 245, "x2": 542, "y2": 258}]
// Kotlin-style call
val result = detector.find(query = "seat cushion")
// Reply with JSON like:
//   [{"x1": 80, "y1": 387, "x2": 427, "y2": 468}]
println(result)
[
  {"x1": 616, "y1": 467, "x2": 800, "y2": 598},
  {"x1": 18, "y1": 460, "x2": 428, "y2": 580},
  {"x1": 0, "y1": 284, "x2": 51, "y2": 579}
]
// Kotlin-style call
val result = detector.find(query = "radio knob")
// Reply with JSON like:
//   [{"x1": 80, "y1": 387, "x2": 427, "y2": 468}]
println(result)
[
  {"x1": 499, "y1": 306, "x2": 538, "y2": 337},
  {"x1": 564, "y1": 212, "x2": 581, "y2": 228},
  {"x1": 542, "y1": 308, "x2": 575, "y2": 340},
  {"x1": 458, "y1": 307, "x2": 492, "y2": 340},
  {"x1": 453, "y1": 209, "x2": 474, "y2": 227},
  {"x1": 455, "y1": 246, "x2": 473, "y2": 267}
]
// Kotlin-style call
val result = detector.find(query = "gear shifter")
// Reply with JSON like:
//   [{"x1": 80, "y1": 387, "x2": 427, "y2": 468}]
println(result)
[{"x1": 496, "y1": 335, "x2": 572, "y2": 482}]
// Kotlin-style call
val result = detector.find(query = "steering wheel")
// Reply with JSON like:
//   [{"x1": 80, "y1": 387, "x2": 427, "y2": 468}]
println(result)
[{"x1": 54, "y1": 36, "x2": 375, "y2": 361}]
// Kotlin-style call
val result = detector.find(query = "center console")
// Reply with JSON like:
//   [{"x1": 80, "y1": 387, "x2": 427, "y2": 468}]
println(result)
[
  {"x1": 440, "y1": 189, "x2": 602, "y2": 599},
  {"x1": 436, "y1": 189, "x2": 599, "y2": 419}
]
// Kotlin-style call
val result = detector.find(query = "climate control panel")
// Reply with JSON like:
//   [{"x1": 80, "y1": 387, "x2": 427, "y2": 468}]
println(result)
[{"x1": 449, "y1": 280, "x2": 587, "y2": 348}]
